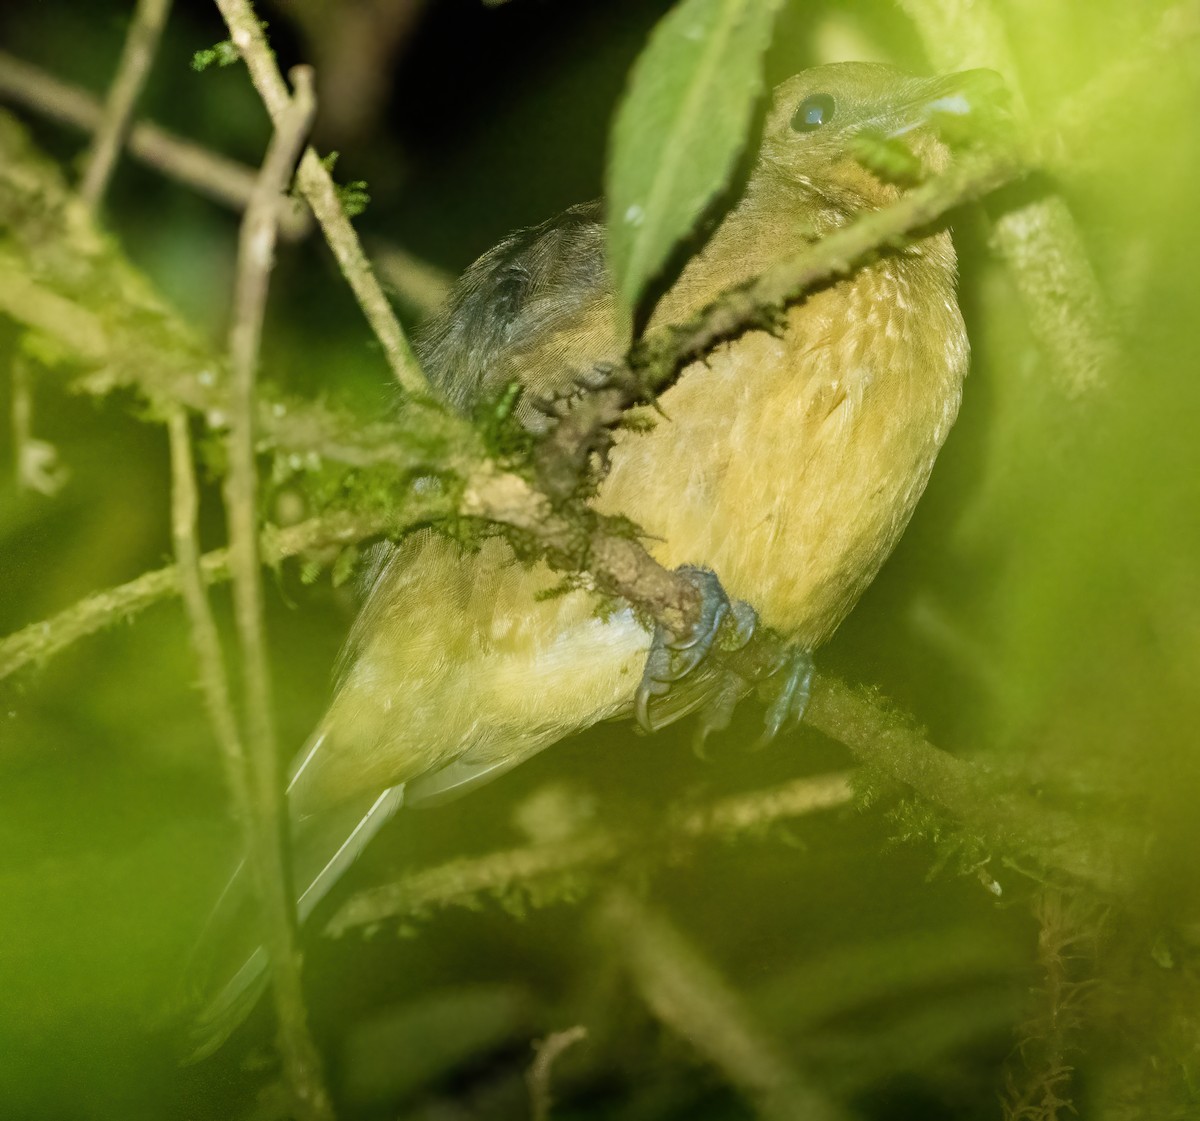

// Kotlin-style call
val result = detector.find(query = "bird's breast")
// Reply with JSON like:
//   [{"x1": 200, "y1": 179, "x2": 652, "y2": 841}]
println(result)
[{"x1": 595, "y1": 256, "x2": 967, "y2": 647}]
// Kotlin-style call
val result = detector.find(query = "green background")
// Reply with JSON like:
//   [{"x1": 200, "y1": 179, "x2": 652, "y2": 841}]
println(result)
[{"x1": 1, "y1": 1, "x2": 1197, "y2": 1118}]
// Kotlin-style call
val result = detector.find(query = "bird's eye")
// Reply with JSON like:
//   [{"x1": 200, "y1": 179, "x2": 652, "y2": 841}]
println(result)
[{"x1": 791, "y1": 93, "x2": 835, "y2": 133}]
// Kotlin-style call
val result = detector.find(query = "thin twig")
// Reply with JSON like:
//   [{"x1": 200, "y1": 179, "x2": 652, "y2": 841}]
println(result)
[
  {"x1": 326, "y1": 772, "x2": 855, "y2": 935},
  {"x1": 601, "y1": 889, "x2": 845, "y2": 1121},
  {"x1": 0, "y1": 509, "x2": 390, "y2": 680},
  {"x1": 212, "y1": 0, "x2": 433, "y2": 398},
  {"x1": 0, "y1": 48, "x2": 311, "y2": 240},
  {"x1": 370, "y1": 237, "x2": 453, "y2": 313},
  {"x1": 220, "y1": 62, "x2": 332, "y2": 1121},
  {"x1": 527, "y1": 1025, "x2": 588, "y2": 1121},
  {"x1": 79, "y1": 0, "x2": 173, "y2": 211},
  {"x1": 0, "y1": 46, "x2": 455, "y2": 306},
  {"x1": 166, "y1": 408, "x2": 252, "y2": 825}
]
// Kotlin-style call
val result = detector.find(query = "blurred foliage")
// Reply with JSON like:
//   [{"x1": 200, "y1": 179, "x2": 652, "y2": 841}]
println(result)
[{"x1": 1, "y1": 1, "x2": 1199, "y2": 1120}]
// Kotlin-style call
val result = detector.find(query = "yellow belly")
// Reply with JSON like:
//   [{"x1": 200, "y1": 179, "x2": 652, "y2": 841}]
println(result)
[
  {"x1": 596, "y1": 265, "x2": 966, "y2": 644},
  {"x1": 305, "y1": 258, "x2": 965, "y2": 810}
]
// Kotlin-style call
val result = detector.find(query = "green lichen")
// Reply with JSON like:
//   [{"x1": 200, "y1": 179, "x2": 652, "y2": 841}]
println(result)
[{"x1": 191, "y1": 39, "x2": 239, "y2": 72}]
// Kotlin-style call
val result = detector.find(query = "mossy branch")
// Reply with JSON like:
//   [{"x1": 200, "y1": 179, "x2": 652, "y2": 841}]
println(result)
[
  {"x1": 326, "y1": 772, "x2": 855, "y2": 935},
  {"x1": 0, "y1": 100, "x2": 1024, "y2": 651}
]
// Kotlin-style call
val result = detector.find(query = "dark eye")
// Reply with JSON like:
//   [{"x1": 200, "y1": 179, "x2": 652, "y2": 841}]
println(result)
[{"x1": 791, "y1": 92, "x2": 835, "y2": 132}]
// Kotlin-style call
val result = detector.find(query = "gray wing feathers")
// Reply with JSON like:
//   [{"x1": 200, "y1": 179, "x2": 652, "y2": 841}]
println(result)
[{"x1": 415, "y1": 201, "x2": 611, "y2": 412}]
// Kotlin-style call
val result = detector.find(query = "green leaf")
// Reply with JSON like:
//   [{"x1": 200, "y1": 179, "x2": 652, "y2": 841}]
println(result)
[{"x1": 605, "y1": 0, "x2": 784, "y2": 338}]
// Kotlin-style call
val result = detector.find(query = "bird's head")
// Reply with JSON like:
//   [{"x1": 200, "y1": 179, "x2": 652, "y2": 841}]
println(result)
[{"x1": 758, "y1": 62, "x2": 1007, "y2": 224}]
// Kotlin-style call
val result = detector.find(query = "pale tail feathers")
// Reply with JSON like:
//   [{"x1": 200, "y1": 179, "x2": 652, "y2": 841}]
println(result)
[
  {"x1": 404, "y1": 755, "x2": 526, "y2": 807},
  {"x1": 182, "y1": 783, "x2": 406, "y2": 1062}
]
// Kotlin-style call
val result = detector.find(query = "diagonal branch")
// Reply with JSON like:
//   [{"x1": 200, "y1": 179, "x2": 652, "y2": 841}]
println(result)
[
  {"x1": 168, "y1": 407, "x2": 252, "y2": 824},
  {"x1": 601, "y1": 889, "x2": 846, "y2": 1121},
  {"x1": 79, "y1": 0, "x2": 173, "y2": 211},
  {"x1": 212, "y1": 0, "x2": 432, "y2": 399},
  {"x1": 534, "y1": 147, "x2": 1024, "y2": 503},
  {"x1": 0, "y1": 47, "x2": 310, "y2": 240},
  {"x1": 0, "y1": 510, "x2": 392, "y2": 680},
  {"x1": 327, "y1": 772, "x2": 855, "y2": 935}
]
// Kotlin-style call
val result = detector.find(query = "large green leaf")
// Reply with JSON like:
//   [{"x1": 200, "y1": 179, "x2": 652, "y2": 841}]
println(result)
[{"x1": 606, "y1": 0, "x2": 784, "y2": 338}]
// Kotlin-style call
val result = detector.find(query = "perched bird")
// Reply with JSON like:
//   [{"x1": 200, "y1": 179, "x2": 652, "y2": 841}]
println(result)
[{"x1": 187, "y1": 61, "x2": 989, "y2": 1057}]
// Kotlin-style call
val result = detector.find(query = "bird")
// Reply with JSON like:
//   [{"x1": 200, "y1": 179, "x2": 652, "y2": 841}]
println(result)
[{"x1": 185, "y1": 60, "x2": 990, "y2": 1059}]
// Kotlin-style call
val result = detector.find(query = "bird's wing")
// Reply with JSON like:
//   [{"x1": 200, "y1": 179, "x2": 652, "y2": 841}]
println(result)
[
  {"x1": 186, "y1": 202, "x2": 719, "y2": 1055},
  {"x1": 334, "y1": 202, "x2": 627, "y2": 698},
  {"x1": 415, "y1": 200, "x2": 624, "y2": 423}
]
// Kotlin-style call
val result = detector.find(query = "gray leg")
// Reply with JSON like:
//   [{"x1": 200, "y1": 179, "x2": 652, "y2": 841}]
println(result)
[
  {"x1": 756, "y1": 648, "x2": 815, "y2": 748},
  {"x1": 635, "y1": 566, "x2": 756, "y2": 733}
]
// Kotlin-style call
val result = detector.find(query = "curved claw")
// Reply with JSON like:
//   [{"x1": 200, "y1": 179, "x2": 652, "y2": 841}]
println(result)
[
  {"x1": 635, "y1": 566, "x2": 755, "y2": 733},
  {"x1": 691, "y1": 670, "x2": 750, "y2": 757},
  {"x1": 755, "y1": 649, "x2": 814, "y2": 748}
]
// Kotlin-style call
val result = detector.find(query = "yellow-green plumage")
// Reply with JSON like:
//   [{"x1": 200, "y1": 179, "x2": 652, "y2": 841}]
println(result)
[
  {"x1": 188, "y1": 61, "x2": 975, "y2": 1056},
  {"x1": 294, "y1": 63, "x2": 968, "y2": 813}
]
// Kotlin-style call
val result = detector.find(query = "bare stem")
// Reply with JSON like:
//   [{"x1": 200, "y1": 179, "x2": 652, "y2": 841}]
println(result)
[
  {"x1": 601, "y1": 889, "x2": 845, "y2": 1121},
  {"x1": 0, "y1": 48, "x2": 311, "y2": 241},
  {"x1": 167, "y1": 408, "x2": 253, "y2": 825},
  {"x1": 527, "y1": 1025, "x2": 588, "y2": 1121},
  {"x1": 79, "y1": 0, "x2": 173, "y2": 211},
  {"x1": 220, "y1": 62, "x2": 333, "y2": 1121},
  {"x1": 212, "y1": 0, "x2": 433, "y2": 398}
]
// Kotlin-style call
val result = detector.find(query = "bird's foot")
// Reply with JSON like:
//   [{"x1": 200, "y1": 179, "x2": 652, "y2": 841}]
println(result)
[
  {"x1": 754, "y1": 647, "x2": 814, "y2": 748},
  {"x1": 690, "y1": 667, "x2": 752, "y2": 756},
  {"x1": 635, "y1": 566, "x2": 756, "y2": 734},
  {"x1": 691, "y1": 645, "x2": 814, "y2": 754}
]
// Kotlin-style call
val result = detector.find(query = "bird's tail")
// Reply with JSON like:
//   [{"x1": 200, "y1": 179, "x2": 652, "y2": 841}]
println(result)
[{"x1": 181, "y1": 771, "x2": 405, "y2": 1063}]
